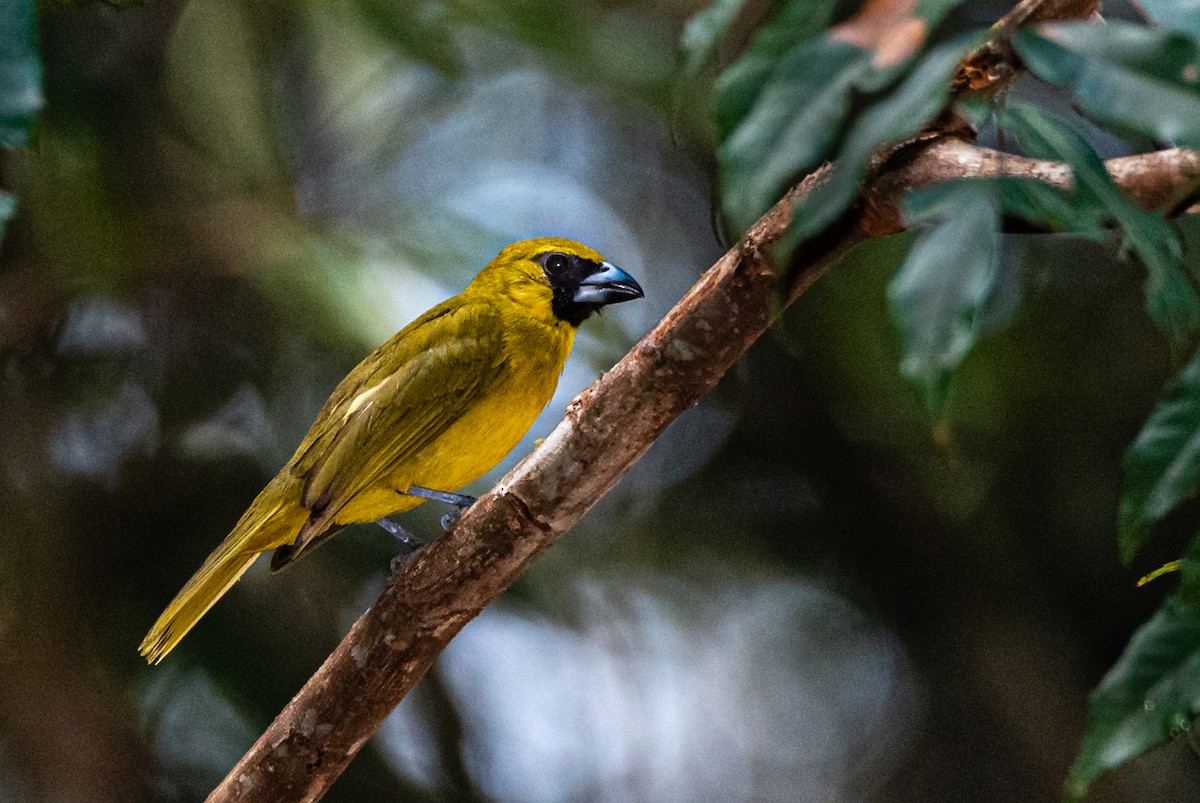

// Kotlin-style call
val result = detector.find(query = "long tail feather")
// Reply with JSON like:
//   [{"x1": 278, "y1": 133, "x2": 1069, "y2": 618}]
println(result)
[
  {"x1": 139, "y1": 479, "x2": 305, "y2": 663},
  {"x1": 138, "y1": 549, "x2": 261, "y2": 664}
]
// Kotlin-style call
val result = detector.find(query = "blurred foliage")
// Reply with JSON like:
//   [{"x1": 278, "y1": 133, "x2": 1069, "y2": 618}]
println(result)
[
  {"x1": 688, "y1": 0, "x2": 1200, "y2": 798},
  {"x1": 1120, "y1": 347, "x2": 1200, "y2": 563},
  {"x1": 999, "y1": 101, "x2": 1198, "y2": 344},
  {"x1": 704, "y1": 0, "x2": 975, "y2": 237},
  {"x1": 5, "y1": 0, "x2": 1200, "y2": 801},
  {"x1": 1138, "y1": 0, "x2": 1200, "y2": 42},
  {"x1": 0, "y1": 0, "x2": 40, "y2": 149},
  {"x1": 887, "y1": 179, "x2": 1001, "y2": 412},
  {"x1": 1067, "y1": 594, "x2": 1200, "y2": 800},
  {"x1": 0, "y1": 0, "x2": 40, "y2": 238},
  {"x1": 775, "y1": 30, "x2": 985, "y2": 255},
  {"x1": 1014, "y1": 22, "x2": 1200, "y2": 147}
]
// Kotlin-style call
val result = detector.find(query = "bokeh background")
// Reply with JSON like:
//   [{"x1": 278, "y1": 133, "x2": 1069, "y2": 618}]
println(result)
[{"x1": 2, "y1": 0, "x2": 1199, "y2": 800}]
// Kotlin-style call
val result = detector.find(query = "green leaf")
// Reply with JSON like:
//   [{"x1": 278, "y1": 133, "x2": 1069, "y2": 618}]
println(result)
[
  {"x1": 0, "y1": 0, "x2": 41, "y2": 147},
  {"x1": 679, "y1": 0, "x2": 750, "y2": 79},
  {"x1": 713, "y1": 0, "x2": 840, "y2": 139},
  {"x1": 888, "y1": 181, "x2": 1001, "y2": 412},
  {"x1": 1120, "y1": 348, "x2": 1200, "y2": 562},
  {"x1": 1138, "y1": 0, "x2": 1200, "y2": 44},
  {"x1": 780, "y1": 31, "x2": 987, "y2": 256},
  {"x1": 905, "y1": 174, "x2": 1106, "y2": 235},
  {"x1": 989, "y1": 175, "x2": 1107, "y2": 234},
  {"x1": 714, "y1": 0, "x2": 975, "y2": 238},
  {"x1": 353, "y1": 0, "x2": 465, "y2": 76},
  {"x1": 1014, "y1": 24, "x2": 1200, "y2": 147},
  {"x1": 0, "y1": 190, "x2": 13, "y2": 244},
  {"x1": 1026, "y1": 20, "x2": 1200, "y2": 84},
  {"x1": 1066, "y1": 595, "x2": 1200, "y2": 800},
  {"x1": 1000, "y1": 102, "x2": 1200, "y2": 341},
  {"x1": 719, "y1": 39, "x2": 874, "y2": 236}
]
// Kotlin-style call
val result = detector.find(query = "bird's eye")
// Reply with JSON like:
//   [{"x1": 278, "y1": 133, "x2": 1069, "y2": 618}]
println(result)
[{"x1": 544, "y1": 253, "x2": 570, "y2": 276}]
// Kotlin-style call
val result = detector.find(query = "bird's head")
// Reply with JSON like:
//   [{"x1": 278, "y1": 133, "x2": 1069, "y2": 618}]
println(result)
[{"x1": 472, "y1": 238, "x2": 644, "y2": 327}]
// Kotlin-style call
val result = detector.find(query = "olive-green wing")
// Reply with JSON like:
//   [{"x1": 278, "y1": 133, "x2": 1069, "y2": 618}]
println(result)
[
  {"x1": 288, "y1": 302, "x2": 457, "y2": 477},
  {"x1": 293, "y1": 300, "x2": 508, "y2": 522}
]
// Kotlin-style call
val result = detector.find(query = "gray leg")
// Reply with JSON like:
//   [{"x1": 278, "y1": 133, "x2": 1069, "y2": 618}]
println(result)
[
  {"x1": 404, "y1": 485, "x2": 476, "y2": 532},
  {"x1": 377, "y1": 516, "x2": 423, "y2": 550},
  {"x1": 404, "y1": 485, "x2": 477, "y2": 508}
]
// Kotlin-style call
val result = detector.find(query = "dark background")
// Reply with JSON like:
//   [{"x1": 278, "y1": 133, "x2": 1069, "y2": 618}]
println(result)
[{"x1": 1, "y1": 1, "x2": 1196, "y2": 800}]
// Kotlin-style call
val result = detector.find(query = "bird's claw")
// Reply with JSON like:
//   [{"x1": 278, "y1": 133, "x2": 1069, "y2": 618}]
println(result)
[{"x1": 441, "y1": 502, "x2": 472, "y2": 532}]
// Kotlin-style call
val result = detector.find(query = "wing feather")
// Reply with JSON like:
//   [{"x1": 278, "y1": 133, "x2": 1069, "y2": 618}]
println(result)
[{"x1": 289, "y1": 300, "x2": 506, "y2": 522}]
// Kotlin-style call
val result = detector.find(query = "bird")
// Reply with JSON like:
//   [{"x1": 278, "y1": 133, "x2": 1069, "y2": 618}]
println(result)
[{"x1": 139, "y1": 237, "x2": 643, "y2": 663}]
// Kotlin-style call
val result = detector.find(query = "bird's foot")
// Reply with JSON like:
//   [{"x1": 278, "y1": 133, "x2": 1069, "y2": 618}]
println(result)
[
  {"x1": 440, "y1": 503, "x2": 472, "y2": 532},
  {"x1": 378, "y1": 517, "x2": 423, "y2": 574}
]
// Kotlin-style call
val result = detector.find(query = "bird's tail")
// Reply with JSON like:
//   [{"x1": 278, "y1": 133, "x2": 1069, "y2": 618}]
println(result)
[{"x1": 139, "y1": 478, "x2": 306, "y2": 664}]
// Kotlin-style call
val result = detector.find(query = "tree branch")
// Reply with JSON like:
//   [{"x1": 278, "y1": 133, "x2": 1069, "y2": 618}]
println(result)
[
  {"x1": 862, "y1": 140, "x2": 1200, "y2": 235},
  {"x1": 209, "y1": 1, "x2": 1184, "y2": 800},
  {"x1": 950, "y1": 0, "x2": 1099, "y2": 96}
]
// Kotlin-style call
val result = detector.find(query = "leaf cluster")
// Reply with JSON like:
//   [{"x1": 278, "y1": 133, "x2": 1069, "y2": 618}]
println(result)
[{"x1": 685, "y1": 0, "x2": 1200, "y2": 797}]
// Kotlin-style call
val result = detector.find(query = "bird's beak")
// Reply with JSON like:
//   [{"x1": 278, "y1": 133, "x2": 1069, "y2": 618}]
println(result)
[{"x1": 572, "y1": 262, "x2": 644, "y2": 306}]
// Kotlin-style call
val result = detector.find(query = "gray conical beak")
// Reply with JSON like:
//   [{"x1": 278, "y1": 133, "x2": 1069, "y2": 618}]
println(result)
[{"x1": 571, "y1": 262, "x2": 644, "y2": 306}]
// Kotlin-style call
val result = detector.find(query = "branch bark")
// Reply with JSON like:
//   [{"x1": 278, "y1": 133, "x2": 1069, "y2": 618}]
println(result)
[
  {"x1": 210, "y1": 1, "x2": 1193, "y2": 800},
  {"x1": 950, "y1": 0, "x2": 1099, "y2": 96},
  {"x1": 862, "y1": 140, "x2": 1200, "y2": 235}
]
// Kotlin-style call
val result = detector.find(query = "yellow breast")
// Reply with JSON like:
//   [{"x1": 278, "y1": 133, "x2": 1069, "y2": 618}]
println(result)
[{"x1": 334, "y1": 315, "x2": 575, "y2": 523}]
